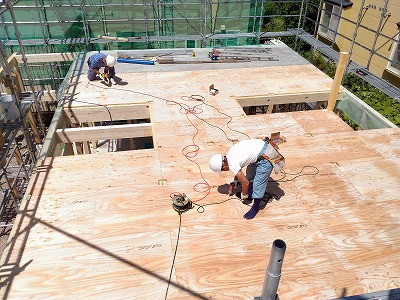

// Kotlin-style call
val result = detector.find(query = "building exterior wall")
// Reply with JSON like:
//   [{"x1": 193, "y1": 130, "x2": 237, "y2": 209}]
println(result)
[{"x1": 317, "y1": 0, "x2": 400, "y2": 88}]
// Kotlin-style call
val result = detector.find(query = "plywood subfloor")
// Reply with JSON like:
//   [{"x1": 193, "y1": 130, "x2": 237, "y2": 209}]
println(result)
[{"x1": 1, "y1": 46, "x2": 400, "y2": 299}]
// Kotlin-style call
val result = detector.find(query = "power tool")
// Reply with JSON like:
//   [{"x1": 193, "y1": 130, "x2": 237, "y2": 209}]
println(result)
[
  {"x1": 101, "y1": 73, "x2": 109, "y2": 84},
  {"x1": 228, "y1": 180, "x2": 241, "y2": 196},
  {"x1": 171, "y1": 193, "x2": 192, "y2": 214}
]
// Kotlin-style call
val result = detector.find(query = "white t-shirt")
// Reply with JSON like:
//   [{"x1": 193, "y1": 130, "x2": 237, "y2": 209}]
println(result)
[{"x1": 226, "y1": 139, "x2": 265, "y2": 175}]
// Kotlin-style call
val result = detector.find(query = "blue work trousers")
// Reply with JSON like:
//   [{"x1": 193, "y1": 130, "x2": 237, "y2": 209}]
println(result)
[{"x1": 245, "y1": 142, "x2": 273, "y2": 199}]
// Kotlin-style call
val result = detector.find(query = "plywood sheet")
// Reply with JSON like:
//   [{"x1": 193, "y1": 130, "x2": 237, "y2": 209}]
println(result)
[{"x1": 2, "y1": 46, "x2": 400, "y2": 300}]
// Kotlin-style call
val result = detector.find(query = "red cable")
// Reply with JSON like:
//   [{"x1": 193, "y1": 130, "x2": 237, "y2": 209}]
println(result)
[{"x1": 165, "y1": 95, "x2": 211, "y2": 202}]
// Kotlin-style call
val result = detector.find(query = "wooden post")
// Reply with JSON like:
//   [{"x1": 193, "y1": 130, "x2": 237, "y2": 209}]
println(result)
[
  {"x1": 75, "y1": 142, "x2": 84, "y2": 155},
  {"x1": 327, "y1": 52, "x2": 349, "y2": 111},
  {"x1": 128, "y1": 120, "x2": 136, "y2": 150},
  {"x1": 14, "y1": 143, "x2": 23, "y2": 164},
  {"x1": 27, "y1": 111, "x2": 41, "y2": 143},
  {"x1": 8, "y1": 178, "x2": 19, "y2": 199},
  {"x1": 82, "y1": 123, "x2": 91, "y2": 154},
  {"x1": 88, "y1": 122, "x2": 97, "y2": 149},
  {"x1": 64, "y1": 143, "x2": 74, "y2": 155},
  {"x1": 0, "y1": 128, "x2": 6, "y2": 166},
  {"x1": 83, "y1": 141, "x2": 91, "y2": 154}
]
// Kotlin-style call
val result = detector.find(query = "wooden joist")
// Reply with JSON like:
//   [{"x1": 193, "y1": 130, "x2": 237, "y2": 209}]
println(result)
[
  {"x1": 62, "y1": 104, "x2": 151, "y2": 124},
  {"x1": 15, "y1": 52, "x2": 76, "y2": 64},
  {"x1": 55, "y1": 123, "x2": 153, "y2": 143},
  {"x1": 235, "y1": 90, "x2": 343, "y2": 109}
]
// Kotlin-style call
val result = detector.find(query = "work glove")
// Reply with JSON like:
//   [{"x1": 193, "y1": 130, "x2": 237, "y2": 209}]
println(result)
[
  {"x1": 228, "y1": 180, "x2": 238, "y2": 196},
  {"x1": 101, "y1": 73, "x2": 109, "y2": 83},
  {"x1": 240, "y1": 193, "x2": 249, "y2": 200}
]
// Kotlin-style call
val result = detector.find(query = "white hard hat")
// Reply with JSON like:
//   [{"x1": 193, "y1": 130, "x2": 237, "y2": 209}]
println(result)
[
  {"x1": 209, "y1": 154, "x2": 223, "y2": 172},
  {"x1": 106, "y1": 55, "x2": 117, "y2": 67}
]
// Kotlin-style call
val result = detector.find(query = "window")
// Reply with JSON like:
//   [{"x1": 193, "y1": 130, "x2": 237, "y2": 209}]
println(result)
[
  {"x1": 319, "y1": 3, "x2": 341, "y2": 41},
  {"x1": 387, "y1": 34, "x2": 400, "y2": 75}
]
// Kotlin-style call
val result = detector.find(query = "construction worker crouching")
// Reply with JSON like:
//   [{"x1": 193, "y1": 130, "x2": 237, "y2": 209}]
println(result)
[
  {"x1": 87, "y1": 53, "x2": 117, "y2": 85},
  {"x1": 209, "y1": 138, "x2": 283, "y2": 220}
]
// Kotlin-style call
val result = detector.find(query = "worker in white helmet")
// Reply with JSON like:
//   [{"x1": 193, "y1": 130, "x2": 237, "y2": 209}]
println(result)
[
  {"x1": 208, "y1": 139, "x2": 276, "y2": 219},
  {"x1": 87, "y1": 53, "x2": 117, "y2": 85}
]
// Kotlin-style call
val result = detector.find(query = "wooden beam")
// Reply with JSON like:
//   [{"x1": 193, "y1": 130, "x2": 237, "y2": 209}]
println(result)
[
  {"x1": 55, "y1": 123, "x2": 153, "y2": 143},
  {"x1": 0, "y1": 53, "x2": 25, "y2": 98},
  {"x1": 235, "y1": 90, "x2": 343, "y2": 108},
  {"x1": 0, "y1": 53, "x2": 18, "y2": 76},
  {"x1": 15, "y1": 52, "x2": 76, "y2": 63},
  {"x1": 97, "y1": 35, "x2": 129, "y2": 42},
  {"x1": 327, "y1": 51, "x2": 349, "y2": 111},
  {"x1": 62, "y1": 104, "x2": 151, "y2": 124}
]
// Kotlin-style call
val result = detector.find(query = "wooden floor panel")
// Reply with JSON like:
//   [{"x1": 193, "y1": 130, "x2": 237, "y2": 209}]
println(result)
[
  {"x1": 1, "y1": 46, "x2": 400, "y2": 299},
  {"x1": 288, "y1": 110, "x2": 355, "y2": 135}
]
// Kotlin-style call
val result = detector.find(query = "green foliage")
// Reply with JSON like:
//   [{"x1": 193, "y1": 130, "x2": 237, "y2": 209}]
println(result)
[
  {"x1": 306, "y1": 50, "x2": 326, "y2": 71},
  {"x1": 264, "y1": 18, "x2": 286, "y2": 32},
  {"x1": 343, "y1": 74, "x2": 400, "y2": 126},
  {"x1": 340, "y1": 112, "x2": 359, "y2": 130},
  {"x1": 263, "y1": 1, "x2": 306, "y2": 32},
  {"x1": 263, "y1": 0, "x2": 321, "y2": 33}
]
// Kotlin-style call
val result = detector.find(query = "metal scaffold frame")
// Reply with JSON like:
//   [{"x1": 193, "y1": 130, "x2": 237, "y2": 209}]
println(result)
[
  {"x1": 0, "y1": 0, "x2": 398, "y2": 94},
  {"x1": 0, "y1": 0, "x2": 45, "y2": 233}
]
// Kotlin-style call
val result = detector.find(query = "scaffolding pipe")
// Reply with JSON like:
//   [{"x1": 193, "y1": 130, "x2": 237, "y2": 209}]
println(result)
[
  {"x1": 0, "y1": 41, "x2": 37, "y2": 165},
  {"x1": 35, "y1": 0, "x2": 59, "y2": 88},
  {"x1": 143, "y1": 0, "x2": 152, "y2": 49},
  {"x1": 5, "y1": 1, "x2": 45, "y2": 143},
  {"x1": 258, "y1": 0, "x2": 265, "y2": 36},
  {"x1": 255, "y1": 239, "x2": 286, "y2": 300},
  {"x1": 80, "y1": 1, "x2": 91, "y2": 50},
  {"x1": 347, "y1": 0, "x2": 367, "y2": 62},
  {"x1": 366, "y1": 0, "x2": 389, "y2": 69},
  {"x1": 294, "y1": 0, "x2": 305, "y2": 51}
]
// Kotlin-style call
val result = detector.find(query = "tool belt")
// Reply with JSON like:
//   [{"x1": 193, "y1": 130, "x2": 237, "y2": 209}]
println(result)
[{"x1": 258, "y1": 142, "x2": 285, "y2": 173}]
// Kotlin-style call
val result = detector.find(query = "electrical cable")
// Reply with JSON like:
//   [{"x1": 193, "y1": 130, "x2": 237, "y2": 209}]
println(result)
[
  {"x1": 83, "y1": 82, "x2": 321, "y2": 300},
  {"x1": 85, "y1": 83, "x2": 251, "y2": 202},
  {"x1": 85, "y1": 84, "x2": 250, "y2": 141},
  {"x1": 165, "y1": 213, "x2": 181, "y2": 300},
  {"x1": 192, "y1": 100, "x2": 251, "y2": 141},
  {"x1": 192, "y1": 197, "x2": 234, "y2": 213},
  {"x1": 84, "y1": 83, "x2": 321, "y2": 191},
  {"x1": 273, "y1": 165, "x2": 319, "y2": 182},
  {"x1": 60, "y1": 97, "x2": 115, "y2": 152}
]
